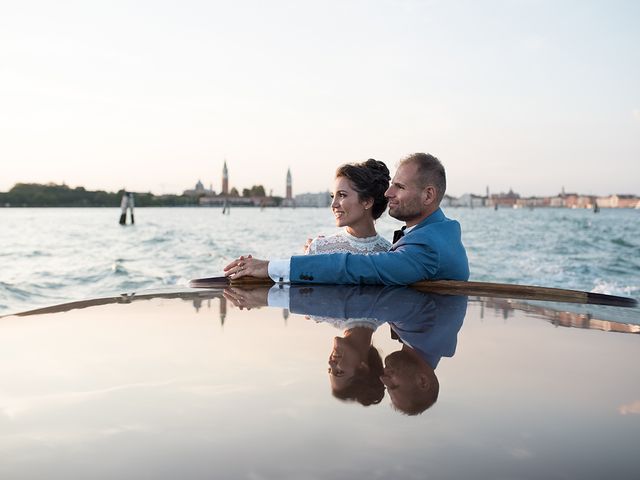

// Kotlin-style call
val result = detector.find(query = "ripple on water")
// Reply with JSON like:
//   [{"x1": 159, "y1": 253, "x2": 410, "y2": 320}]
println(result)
[
  {"x1": 25, "y1": 250, "x2": 52, "y2": 258},
  {"x1": 162, "y1": 275, "x2": 183, "y2": 285},
  {"x1": 0, "y1": 281, "x2": 37, "y2": 301},
  {"x1": 610, "y1": 237, "x2": 636, "y2": 248}
]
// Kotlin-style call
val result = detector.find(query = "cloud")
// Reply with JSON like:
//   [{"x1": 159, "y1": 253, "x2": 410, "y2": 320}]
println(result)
[{"x1": 619, "y1": 400, "x2": 640, "y2": 415}]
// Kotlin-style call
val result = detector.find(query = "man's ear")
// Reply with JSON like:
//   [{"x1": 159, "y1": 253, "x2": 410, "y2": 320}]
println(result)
[
  {"x1": 423, "y1": 185, "x2": 437, "y2": 206},
  {"x1": 415, "y1": 372, "x2": 433, "y2": 391}
]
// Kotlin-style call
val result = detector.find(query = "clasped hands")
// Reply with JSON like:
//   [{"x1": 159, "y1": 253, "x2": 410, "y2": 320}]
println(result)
[
  {"x1": 223, "y1": 254, "x2": 269, "y2": 279},
  {"x1": 224, "y1": 235, "x2": 319, "y2": 282}
]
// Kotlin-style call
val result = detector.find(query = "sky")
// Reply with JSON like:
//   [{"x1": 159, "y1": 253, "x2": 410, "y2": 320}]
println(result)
[{"x1": 1, "y1": 0, "x2": 639, "y2": 197}]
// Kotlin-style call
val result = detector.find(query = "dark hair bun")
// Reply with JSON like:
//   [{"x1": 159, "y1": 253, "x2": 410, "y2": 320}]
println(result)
[{"x1": 364, "y1": 159, "x2": 390, "y2": 180}]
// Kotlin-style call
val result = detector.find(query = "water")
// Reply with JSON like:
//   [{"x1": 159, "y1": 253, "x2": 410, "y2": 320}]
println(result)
[{"x1": 1, "y1": 207, "x2": 638, "y2": 314}]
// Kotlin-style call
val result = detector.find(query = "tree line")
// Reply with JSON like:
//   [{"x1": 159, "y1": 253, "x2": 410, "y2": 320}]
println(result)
[
  {"x1": 0, "y1": 183, "x2": 193, "y2": 207},
  {"x1": 0, "y1": 183, "x2": 274, "y2": 207}
]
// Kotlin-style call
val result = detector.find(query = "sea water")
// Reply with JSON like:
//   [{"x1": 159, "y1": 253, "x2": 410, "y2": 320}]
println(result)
[{"x1": 0, "y1": 207, "x2": 638, "y2": 314}]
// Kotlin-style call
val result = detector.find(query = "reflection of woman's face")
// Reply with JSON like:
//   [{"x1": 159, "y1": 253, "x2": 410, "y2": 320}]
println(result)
[
  {"x1": 328, "y1": 336, "x2": 366, "y2": 391},
  {"x1": 330, "y1": 177, "x2": 372, "y2": 229}
]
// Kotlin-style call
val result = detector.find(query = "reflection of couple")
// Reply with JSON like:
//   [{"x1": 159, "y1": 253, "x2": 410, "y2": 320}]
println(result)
[
  {"x1": 292, "y1": 286, "x2": 467, "y2": 414},
  {"x1": 327, "y1": 321, "x2": 441, "y2": 414},
  {"x1": 225, "y1": 285, "x2": 467, "y2": 415},
  {"x1": 225, "y1": 152, "x2": 469, "y2": 285}
]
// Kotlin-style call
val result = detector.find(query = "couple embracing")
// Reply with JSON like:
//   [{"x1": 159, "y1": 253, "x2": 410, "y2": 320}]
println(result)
[{"x1": 225, "y1": 152, "x2": 469, "y2": 284}]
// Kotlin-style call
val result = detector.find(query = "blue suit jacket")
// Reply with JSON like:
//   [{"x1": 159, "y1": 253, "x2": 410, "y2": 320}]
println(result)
[{"x1": 290, "y1": 208, "x2": 469, "y2": 284}]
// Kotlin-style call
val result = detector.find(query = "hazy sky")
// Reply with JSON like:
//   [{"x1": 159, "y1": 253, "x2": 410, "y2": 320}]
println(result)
[{"x1": 1, "y1": 0, "x2": 638, "y2": 197}]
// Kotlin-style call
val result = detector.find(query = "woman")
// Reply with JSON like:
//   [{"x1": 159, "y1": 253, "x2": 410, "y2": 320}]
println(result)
[{"x1": 305, "y1": 158, "x2": 391, "y2": 255}]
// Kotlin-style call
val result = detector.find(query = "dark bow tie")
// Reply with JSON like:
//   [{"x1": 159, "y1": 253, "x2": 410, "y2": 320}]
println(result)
[{"x1": 392, "y1": 227, "x2": 406, "y2": 243}]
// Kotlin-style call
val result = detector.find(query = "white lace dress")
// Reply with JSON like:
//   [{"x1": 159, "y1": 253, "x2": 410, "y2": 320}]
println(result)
[
  {"x1": 304, "y1": 230, "x2": 391, "y2": 328},
  {"x1": 306, "y1": 231, "x2": 391, "y2": 255}
]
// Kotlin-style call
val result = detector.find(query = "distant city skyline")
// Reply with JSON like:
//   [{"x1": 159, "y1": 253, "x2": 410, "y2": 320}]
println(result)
[
  {"x1": 3, "y1": 157, "x2": 640, "y2": 198},
  {"x1": 2, "y1": 1, "x2": 639, "y2": 197}
]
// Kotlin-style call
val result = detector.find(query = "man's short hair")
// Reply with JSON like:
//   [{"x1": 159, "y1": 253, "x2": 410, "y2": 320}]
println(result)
[
  {"x1": 393, "y1": 377, "x2": 439, "y2": 416},
  {"x1": 400, "y1": 153, "x2": 446, "y2": 203}
]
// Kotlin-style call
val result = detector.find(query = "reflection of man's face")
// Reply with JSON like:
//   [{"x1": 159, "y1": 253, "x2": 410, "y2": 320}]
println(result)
[
  {"x1": 380, "y1": 349, "x2": 438, "y2": 415},
  {"x1": 379, "y1": 350, "x2": 420, "y2": 409}
]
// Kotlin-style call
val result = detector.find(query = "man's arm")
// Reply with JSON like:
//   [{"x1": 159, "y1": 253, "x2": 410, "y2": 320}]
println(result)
[{"x1": 290, "y1": 240, "x2": 440, "y2": 285}]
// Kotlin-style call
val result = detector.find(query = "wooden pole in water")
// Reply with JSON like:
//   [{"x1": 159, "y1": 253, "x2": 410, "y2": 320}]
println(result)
[
  {"x1": 128, "y1": 192, "x2": 135, "y2": 224},
  {"x1": 119, "y1": 192, "x2": 135, "y2": 225},
  {"x1": 119, "y1": 193, "x2": 128, "y2": 225}
]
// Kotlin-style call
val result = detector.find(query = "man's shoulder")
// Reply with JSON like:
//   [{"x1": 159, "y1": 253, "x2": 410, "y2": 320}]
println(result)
[
  {"x1": 414, "y1": 208, "x2": 454, "y2": 227},
  {"x1": 409, "y1": 210, "x2": 460, "y2": 237}
]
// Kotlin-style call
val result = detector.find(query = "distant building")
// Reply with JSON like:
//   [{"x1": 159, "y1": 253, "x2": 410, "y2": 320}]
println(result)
[
  {"x1": 596, "y1": 194, "x2": 640, "y2": 208},
  {"x1": 548, "y1": 191, "x2": 596, "y2": 208},
  {"x1": 515, "y1": 196, "x2": 549, "y2": 208},
  {"x1": 569, "y1": 195, "x2": 596, "y2": 209},
  {"x1": 451, "y1": 193, "x2": 486, "y2": 208},
  {"x1": 295, "y1": 191, "x2": 331, "y2": 207},
  {"x1": 488, "y1": 189, "x2": 519, "y2": 208},
  {"x1": 282, "y1": 168, "x2": 295, "y2": 207},
  {"x1": 441, "y1": 194, "x2": 454, "y2": 208},
  {"x1": 549, "y1": 195, "x2": 565, "y2": 207},
  {"x1": 183, "y1": 180, "x2": 215, "y2": 197},
  {"x1": 222, "y1": 161, "x2": 229, "y2": 196},
  {"x1": 200, "y1": 196, "x2": 255, "y2": 207}
]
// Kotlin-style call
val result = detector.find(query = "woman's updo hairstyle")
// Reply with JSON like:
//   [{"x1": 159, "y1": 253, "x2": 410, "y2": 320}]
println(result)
[{"x1": 335, "y1": 159, "x2": 390, "y2": 219}]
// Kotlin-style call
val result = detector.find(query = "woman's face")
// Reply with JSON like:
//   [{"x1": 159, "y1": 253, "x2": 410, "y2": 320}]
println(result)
[
  {"x1": 328, "y1": 336, "x2": 366, "y2": 391},
  {"x1": 331, "y1": 176, "x2": 373, "y2": 228}
]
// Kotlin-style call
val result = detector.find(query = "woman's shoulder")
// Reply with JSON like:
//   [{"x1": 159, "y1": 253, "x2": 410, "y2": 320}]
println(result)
[
  {"x1": 312, "y1": 232, "x2": 349, "y2": 245},
  {"x1": 307, "y1": 231, "x2": 392, "y2": 254},
  {"x1": 342, "y1": 231, "x2": 391, "y2": 249},
  {"x1": 306, "y1": 233, "x2": 343, "y2": 254}
]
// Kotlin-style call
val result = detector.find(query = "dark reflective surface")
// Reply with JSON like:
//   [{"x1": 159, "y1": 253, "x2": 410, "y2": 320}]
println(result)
[{"x1": 1, "y1": 286, "x2": 639, "y2": 479}]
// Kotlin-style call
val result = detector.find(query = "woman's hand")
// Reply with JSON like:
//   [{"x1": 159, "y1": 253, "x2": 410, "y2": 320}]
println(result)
[
  {"x1": 303, "y1": 238, "x2": 313, "y2": 254},
  {"x1": 303, "y1": 235, "x2": 323, "y2": 254},
  {"x1": 223, "y1": 255, "x2": 269, "y2": 279}
]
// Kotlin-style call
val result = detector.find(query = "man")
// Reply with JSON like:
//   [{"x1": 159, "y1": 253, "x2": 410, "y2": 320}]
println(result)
[{"x1": 225, "y1": 153, "x2": 469, "y2": 284}]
